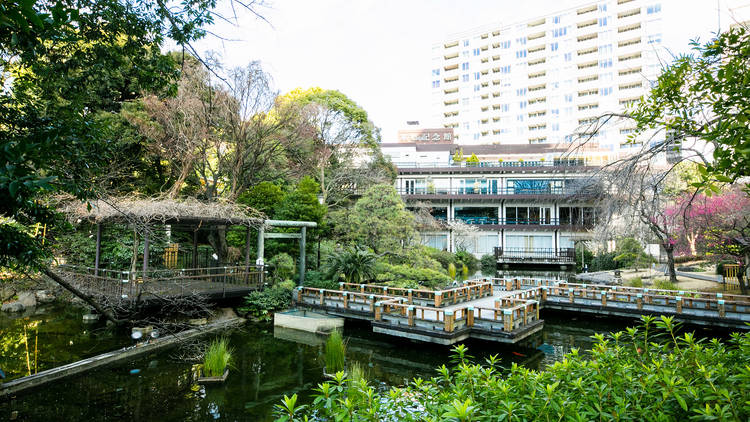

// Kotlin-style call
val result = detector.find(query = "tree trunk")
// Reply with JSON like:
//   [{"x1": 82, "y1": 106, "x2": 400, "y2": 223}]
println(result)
[
  {"x1": 207, "y1": 225, "x2": 228, "y2": 265},
  {"x1": 686, "y1": 233, "x2": 697, "y2": 257},
  {"x1": 664, "y1": 244, "x2": 678, "y2": 283},
  {"x1": 738, "y1": 254, "x2": 750, "y2": 295},
  {"x1": 42, "y1": 267, "x2": 125, "y2": 326}
]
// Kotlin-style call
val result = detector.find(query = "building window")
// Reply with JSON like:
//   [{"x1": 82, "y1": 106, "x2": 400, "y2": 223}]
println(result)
[
  {"x1": 432, "y1": 69, "x2": 440, "y2": 77},
  {"x1": 599, "y1": 59, "x2": 612, "y2": 68},
  {"x1": 598, "y1": 17, "x2": 608, "y2": 26},
  {"x1": 462, "y1": 62, "x2": 469, "y2": 70},
  {"x1": 648, "y1": 33, "x2": 662, "y2": 44},
  {"x1": 550, "y1": 42, "x2": 558, "y2": 51},
  {"x1": 517, "y1": 114, "x2": 524, "y2": 122},
  {"x1": 516, "y1": 36, "x2": 527, "y2": 45},
  {"x1": 553, "y1": 27, "x2": 567, "y2": 38},
  {"x1": 516, "y1": 49, "x2": 527, "y2": 58},
  {"x1": 474, "y1": 72, "x2": 481, "y2": 80},
  {"x1": 463, "y1": 39, "x2": 470, "y2": 47},
  {"x1": 474, "y1": 84, "x2": 481, "y2": 92},
  {"x1": 462, "y1": 74, "x2": 469, "y2": 82},
  {"x1": 599, "y1": 44, "x2": 612, "y2": 54},
  {"x1": 462, "y1": 97, "x2": 470, "y2": 105},
  {"x1": 432, "y1": 80, "x2": 440, "y2": 88},
  {"x1": 474, "y1": 133, "x2": 480, "y2": 140},
  {"x1": 564, "y1": 52, "x2": 572, "y2": 61},
  {"x1": 473, "y1": 48, "x2": 481, "y2": 56},
  {"x1": 516, "y1": 88, "x2": 527, "y2": 96},
  {"x1": 600, "y1": 87, "x2": 612, "y2": 96},
  {"x1": 501, "y1": 40, "x2": 511, "y2": 49},
  {"x1": 647, "y1": 4, "x2": 661, "y2": 14},
  {"x1": 553, "y1": 15, "x2": 561, "y2": 24},
  {"x1": 552, "y1": 123, "x2": 560, "y2": 131},
  {"x1": 501, "y1": 65, "x2": 511, "y2": 73},
  {"x1": 501, "y1": 104, "x2": 509, "y2": 112},
  {"x1": 599, "y1": 4, "x2": 607, "y2": 12},
  {"x1": 519, "y1": 101, "x2": 527, "y2": 109},
  {"x1": 564, "y1": 94, "x2": 573, "y2": 102}
]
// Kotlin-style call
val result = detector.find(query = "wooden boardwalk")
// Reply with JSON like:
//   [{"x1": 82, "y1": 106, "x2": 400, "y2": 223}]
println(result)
[
  {"x1": 295, "y1": 277, "x2": 750, "y2": 345},
  {"x1": 57, "y1": 265, "x2": 263, "y2": 303}
]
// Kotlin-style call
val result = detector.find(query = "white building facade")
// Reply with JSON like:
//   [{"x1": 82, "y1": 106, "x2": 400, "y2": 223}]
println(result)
[{"x1": 431, "y1": 0, "x2": 664, "y2": 150}]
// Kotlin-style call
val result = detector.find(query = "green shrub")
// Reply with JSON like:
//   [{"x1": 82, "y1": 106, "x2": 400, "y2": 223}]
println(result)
[
  {"x1": 590, "y1": 251, "x2": 620, "y2": 272},
  {"x1": 280, "y1": 316, "x2": 750, "y2": 421},
  {"x1": 238, "y1": 286, "x2": 292, "y2": 321},
  {"x1": 652, "y1": 278, "x2": 679, "y2": 291},
  {"x1": 461, "y1": 263, "x2": 469, "y2": 280},
  {"x1": 277, "y1": 279, "x2": 296, "y2": 291},
  {"x1": 374, "y1": 262, "x2": 451, "y2": 290},
  {"x1": 454, "y1": 250, "x2": 479, "y2": 274},
  {"x1": 627, "y1": 276, "x2": 643, "y2": 287},
  {"x1": 324, "y1": 330, "x2": 346, "y2": 373},
  {"x1": 303, "y1": 270, "x2": 338, "y2": 290},
  {"x1": 480, "y1": 254, "x2": 495, "y2": 275},
  {"x1": 203, "y1": 337, "x2": 232, "y2": 377},
  {"x1": 448, "y1": 262, "x2": 457, "y2": 280},
  {"x1": 268, "y1": 253, "x2": 295, "y2": 284},
  {"x1": 423, "y1": 247, "x2": 458, "y2": 271}
]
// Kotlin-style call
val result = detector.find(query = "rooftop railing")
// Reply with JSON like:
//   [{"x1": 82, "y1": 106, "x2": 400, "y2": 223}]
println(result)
[
  {"x1": 393, "y1": 159, "x2": 588, "y2": 169},
  {"x1": 432, "y1": 216, "x2": 596, "y2": 227},
  {"x1": 398, "y1": 187, "x2": 598, "y2": 196}
]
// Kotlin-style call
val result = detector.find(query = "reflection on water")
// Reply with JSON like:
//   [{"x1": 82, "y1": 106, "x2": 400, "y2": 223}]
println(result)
[
  {"x1": 1, "y1": 311, "x2": 628, "y2": 422},
  {"x1": 0, "y1": 304, "x2": 129, "y2": 382}
]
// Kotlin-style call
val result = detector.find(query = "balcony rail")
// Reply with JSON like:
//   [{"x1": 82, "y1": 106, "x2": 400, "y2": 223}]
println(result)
[
  {"x1": 433, "y1": 216, "x2": 596, "y2": 227},
  {"x1": 398, "y1": 187, "x2": 596, "y2": 196},
  {"x1": 393, "y1": 159, "x2": 588, "y2": 169},
  {"x1": 494, "y1": 247, "x2": 576, "y2": 263}
]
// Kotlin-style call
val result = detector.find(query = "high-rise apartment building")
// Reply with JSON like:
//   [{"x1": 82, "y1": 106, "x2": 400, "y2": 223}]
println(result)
[{"x1": 430, "y1": 0, "x2": 664, "y2": 150}]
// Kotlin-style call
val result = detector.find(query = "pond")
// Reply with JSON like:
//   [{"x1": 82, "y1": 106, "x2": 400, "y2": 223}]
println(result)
[{"x1": 1, "y1": 304, "x2": 630, "y2": 421}]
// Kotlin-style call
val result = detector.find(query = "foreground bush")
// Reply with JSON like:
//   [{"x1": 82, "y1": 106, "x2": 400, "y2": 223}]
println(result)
[{"x1": 276, "y1": 316, "x2": 750, "y2": 421}]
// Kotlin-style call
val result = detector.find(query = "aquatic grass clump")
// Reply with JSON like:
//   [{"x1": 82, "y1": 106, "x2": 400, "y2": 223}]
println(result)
[
  {"x1": 652, "y1": 278, "x2": 679, "y2": 291},
  {"x1": 324, "y1": 330, "x2": 346, "y2": 373},
  {"x1": 203, "y1": 338, "x2": 233, "y2": 377}
]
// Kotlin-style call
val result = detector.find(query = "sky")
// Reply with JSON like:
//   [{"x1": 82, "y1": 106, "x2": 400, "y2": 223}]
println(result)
[{"x1": 188, "y1": 0, "x2": 741, "y2": 141}]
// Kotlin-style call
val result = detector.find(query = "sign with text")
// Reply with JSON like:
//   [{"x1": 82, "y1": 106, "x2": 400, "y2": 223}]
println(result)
[{"x1": 397, "y1": 128, "x2": 454, "y2": 143}]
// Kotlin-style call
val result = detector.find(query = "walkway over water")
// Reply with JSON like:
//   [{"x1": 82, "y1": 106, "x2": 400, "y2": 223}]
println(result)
[
  {"x1": 57, "y1": 265, "x2": 263, "y2": 302},
  {"x1": 295, "y1": 278, "x2": 750, "y2": 345}
]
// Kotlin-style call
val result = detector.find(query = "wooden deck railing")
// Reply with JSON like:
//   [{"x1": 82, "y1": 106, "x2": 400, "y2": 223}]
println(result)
[
  {"x1": 337, "y1": 280, "x2": 493, "y2": 307},
  {"x1": 56, "y1": 265, "x2": 263, "y2": 300}
]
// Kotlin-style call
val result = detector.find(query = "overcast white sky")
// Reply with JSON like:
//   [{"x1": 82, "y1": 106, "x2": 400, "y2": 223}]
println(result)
[{"x1": 188, "y1": 0, "x2": 739, "y2": 141}]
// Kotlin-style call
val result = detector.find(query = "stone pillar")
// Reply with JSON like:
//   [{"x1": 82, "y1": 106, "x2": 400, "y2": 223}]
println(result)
[
  {"x1": 467, "y1": 306, "x2": 474, "y2": 327},
  {"x1": 434, "y1": 291, "x2": 442, "y2": 307},
  {"x1": 503, "y1": 309, "x2": 513, "y2": 331},
  {"x1": 444, "y1": 310, "x2": 455, "y2": 332}
]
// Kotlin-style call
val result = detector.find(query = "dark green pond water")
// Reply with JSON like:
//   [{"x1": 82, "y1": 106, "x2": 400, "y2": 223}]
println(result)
[{"x1": 1, "y1": 303, "x2": 633, "y2": 421}]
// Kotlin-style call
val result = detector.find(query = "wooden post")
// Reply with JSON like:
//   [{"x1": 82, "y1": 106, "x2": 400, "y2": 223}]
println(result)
[
  {"x1": 342, "y1": 292, "x2": 348, "y2": 309},
  {"x1": 299, "y1": 226, "x2": 306, "y2": 285},
  {"x1": 408, "y1": 289, "x2": 413, "y2": 304},
  {"x1": 434, "y1": 291, "x2": 442, "y2": 307},
  {"x1": 643, "y1": 288, "x2": 651, "y2": 304},
  {"x1": 94, "y1": 223, "x2": 101, "y2": 277},
  {"x1": 244, "y1": 226, "x2": 251, "y2": 272},
  {"x1": 374, "y1": 302, "x2": 382, "y2": 321},
  {"x1": 360, "y1": 284, "x2": 365, "y2": 293},
  {"x1": 369, "y1": 295, "x2": 375, "y2": 313},
  {"x1": 568, "y1": 288, "x2": 574, "y2": 303},
  {"x1": 192, "y1": 229, "x2": 198, "y2": 268},
  {"x1": 506, "y1": 279, "x2": 513, "y2": 291},
  {"x1": 142, "y1": 229, "x2": 149, "y2": 280},
  {"x1": 718, "y1": 299, "x2": 726, "y2": 317},
  {"x1": 444, "y1": 310, "x2": 455, "y2": 332},
  {"x1": 466, "y1": 306, "x2": 474, "y2": 327},
  {"x1": 408, "y1": 306, "x2": 415, "y2": 326},
  {"x1": 319, "y1": 289, "x2": 325, "y2": 306},
  {"x1": 636, "y1": 293, "x2": 643, "y2": 310},
  {"x1": 675, "y1": 296, "x2": 682, "y2": 313},
  {"x1": 600, "y1": 291, "x2": 607, "y2": 307},
  {"x1": 541, "y1": 286, "x2": 547, "y2": 302},
  {"x1": 296, "y1": 287, "x2": 303, "y2": 302}
]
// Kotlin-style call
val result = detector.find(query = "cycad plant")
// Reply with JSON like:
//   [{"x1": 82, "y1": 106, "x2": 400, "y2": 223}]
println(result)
[{"x1": 323, "y1": 247, "x2": 377, "y2": 283}]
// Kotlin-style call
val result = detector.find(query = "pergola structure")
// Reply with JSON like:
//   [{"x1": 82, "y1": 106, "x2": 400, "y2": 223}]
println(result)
[{"x1": 59, "y1": 198, "x2": 317, "y2": 302}]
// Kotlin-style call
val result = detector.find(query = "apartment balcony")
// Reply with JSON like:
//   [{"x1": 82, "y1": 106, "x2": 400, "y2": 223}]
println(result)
[
  {"x1": 438, "y1": 217, "x2": 594, "y2": 231},
  {"x1": 494, "y1": 247, "x2": 576, "y2": 264},
  {"x1": 397, "y1": 186, "x2": 598, "y2": 200},
  {"x1": 394, "y1": 159, "x2": 592, "y2": 175}
]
